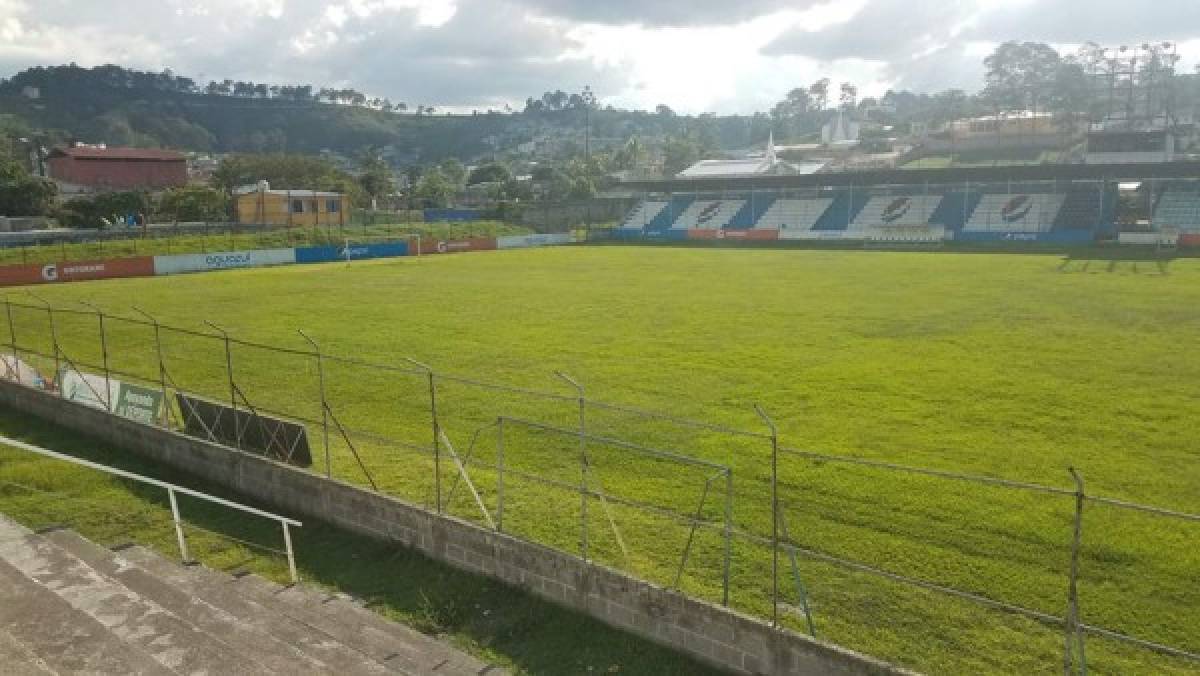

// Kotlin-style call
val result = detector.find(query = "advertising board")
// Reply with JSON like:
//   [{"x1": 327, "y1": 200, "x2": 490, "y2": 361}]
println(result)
[
  {"x1": 0, "y1": 256, "x2": 155, "y2": 287},
  {"x1": 294, "y1": 241, "x2": 410, "y2": 264},
  {"x1": 153, "y1": 248, "x2": 296, "y2": 275},
  {"x1": 496, "y1": 233, "x2": 574, "y2": 249},
  {"x1": 176, "y1": 392, "x2": 313, "y2": 467}
]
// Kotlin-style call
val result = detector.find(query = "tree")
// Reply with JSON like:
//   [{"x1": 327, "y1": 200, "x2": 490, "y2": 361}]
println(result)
[
  {"x1": 157, "y1": 185, "x2": 229, "y2": 222},
  {"x1": 55, "y1": 191, "x2": 149, "y2": 229},
  {"x1": 467, "y1": 162, "x2": 511, "y2": 185},
  {"x1": 0, "y1": 158, "x2": 56, "y2": 217},
  {"x1": 662, "y1": 136, "x2": 705, "y2": 177},
  {"x1": 357, "y1": 148, "x2": 394, "y2": 209},
  {"x1": 983, "y1": 41, "x2": 1063, "y2": 112},
  {"x1": 439, "y1": 158, "x2": 467, "y2": 186},
  {"x1": 413, "y1": 169, "x2": 454, "y2": 208},
  {"x1": 839, "y1": 82, "x2": 858, "y2": 110},
  {"x1": 809, "y1": 78, "x2": 831, "y2": 110}
]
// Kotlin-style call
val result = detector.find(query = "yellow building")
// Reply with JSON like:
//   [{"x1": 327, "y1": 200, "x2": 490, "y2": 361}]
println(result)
[{"x1": 234, "y1": 183, "x2": 349, "y2": 226}]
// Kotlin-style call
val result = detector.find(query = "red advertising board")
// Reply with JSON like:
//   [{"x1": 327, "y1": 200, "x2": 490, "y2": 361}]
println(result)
[
  {"x1": 416, "y1": 237, "x2": 498, "y2": 255},
  {"x1": 0, "y1": 256, "x2": 155, "y2": 287},
  {"x1": 1179, "y1": 234, "x2": 1200, "y2": 248},
  {"x1": 688, "y1": 229, "x2": 779, "y2": 241}
]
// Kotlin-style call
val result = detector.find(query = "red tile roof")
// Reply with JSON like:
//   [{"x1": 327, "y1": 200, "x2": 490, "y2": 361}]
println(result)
[{"x1": 51, "y1": 146, "x2": 186, "y2": 161}]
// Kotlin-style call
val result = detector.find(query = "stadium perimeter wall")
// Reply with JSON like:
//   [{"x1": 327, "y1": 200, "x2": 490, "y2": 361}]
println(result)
[
  {"x1": 0, "y1": 233, "x2": 577, "y2": 287},
  {"x1": 0, "y1": 377, "x2": 907, "y2": 676}
]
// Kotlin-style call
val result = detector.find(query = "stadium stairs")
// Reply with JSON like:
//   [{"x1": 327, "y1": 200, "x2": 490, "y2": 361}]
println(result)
[
  {"x1": 928, "y1": 191, "x2": 982, "y2": 232},
  {"x1": 727, "y1": 194, "x2": 777, "y2": 229},
  {"x1": 1054, "y1": 186, "x2": 1105, "y2": 232},
  {"x1": 0, "y1": 514, "x2": 501, "y2": 675},
  {"x1": 812, "y1": 191, "x2": 869, "y2": 231}
]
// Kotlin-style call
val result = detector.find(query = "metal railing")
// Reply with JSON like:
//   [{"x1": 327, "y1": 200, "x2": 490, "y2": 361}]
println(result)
[{"x1": 0, "y1": 434, "x2": 302, "y2": 584}]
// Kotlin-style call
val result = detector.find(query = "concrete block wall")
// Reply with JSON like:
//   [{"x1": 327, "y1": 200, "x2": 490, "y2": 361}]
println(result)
[{"x1": 0, "y1": 379, "x2": 910, "y2": 676}]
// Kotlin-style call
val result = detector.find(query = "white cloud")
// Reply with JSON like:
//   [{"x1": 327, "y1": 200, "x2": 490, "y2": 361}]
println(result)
[{"x1": 0, "y1": 0, "x2": 1197, "y2": 114}]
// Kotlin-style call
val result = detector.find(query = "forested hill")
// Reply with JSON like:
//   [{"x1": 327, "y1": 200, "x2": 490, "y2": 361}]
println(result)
[
  {"x1": 0, "y1": 64, "x2": 760, "y2": 162},
  {"x1": 0, "y1": 65, "x2": 525, "y2": 160}
]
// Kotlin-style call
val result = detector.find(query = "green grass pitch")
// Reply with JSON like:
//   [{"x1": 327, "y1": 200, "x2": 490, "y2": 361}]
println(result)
[{"x1": 3, "y1": 246, "x2": 1198, "y2": 674}]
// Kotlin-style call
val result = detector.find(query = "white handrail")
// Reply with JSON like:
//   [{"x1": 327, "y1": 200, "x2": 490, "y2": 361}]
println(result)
[{"x1": 0, "y1": 434, "x2": 301, "y2": 582}]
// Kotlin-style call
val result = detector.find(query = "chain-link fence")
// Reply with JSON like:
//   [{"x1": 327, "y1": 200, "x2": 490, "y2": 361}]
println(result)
[{"x1": 1, "y1": 297, "x2": 1197, "y2": 674}]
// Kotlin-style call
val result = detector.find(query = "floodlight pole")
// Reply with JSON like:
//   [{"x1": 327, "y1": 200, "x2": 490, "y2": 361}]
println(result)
[
  {"x1": 25, "y1": 292, "x2": 59, "y2": 382},
  {"x1": 755, "y1": 404, "x2": 780, "y2": 630},
  {"x1": 405, "y1": 357, "x2": 441, "y2": 513},
  {"x1": 298, "y1": 329, "x2": 331, "y2": 479},
  {"x1": 132, "y1": 306, "x2": 169, "y2": 427},
  {"x1": 204, "y1": 320, "x2": 238, "y2": 449},
  {"x1": 80, "y1": 301, "x2": 110, "y2": 410},
  {"x1": 556, "y1": 371, "x2": 588, "y2": 562}
]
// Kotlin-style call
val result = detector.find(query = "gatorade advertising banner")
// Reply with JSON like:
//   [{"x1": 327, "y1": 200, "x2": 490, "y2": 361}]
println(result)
[
  {"x1": 0, "y1": 257, "x2": 155, "y2": 287},
  {"x1": 413, "y1": 237, "x2": 497, "y2": 255}
]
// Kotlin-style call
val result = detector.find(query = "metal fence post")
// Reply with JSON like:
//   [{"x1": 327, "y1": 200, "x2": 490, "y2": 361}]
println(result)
[
  {"x1": 497, "y1": 416, "x2": 505, "y2": 532},
  {"x1": 556, "y1": 372, "x2": 588, "y2": 562},
  {"x1": 298, "y1": 330, "x2": 331, "y2": 479},
  {"x1": 755, "y1": 404, "x2": 780, "y2": 630},
  {"x1": 132, "y1": 307, "x2": 169, "y2": 427},
  {"x1": 723, "y1": 468, "x2": 733, "y2": 607},
  {"x1": 26, "y1": 292, "x2": 60, "y2": 383},
  {"x1": 80, "y1": 302, "x2": 111, "y2": 410},
  {"x1": 167, "y1": 487, "x2": 191, "y2": 564},
  {"x1": 4, "y1": 297, "x2": 18, "y2": 375},
  {"x1": 282, "y1": 522, "x2": 299, "y2": 584},
  {"x1": 204, "y1": 321, "x2": 239, "y2": 448},
  {"x1": 405, "y1": 358, "x2": 441, "y2": 512},
  {"x1": 1064, "y1": 467, "x2": 1088, "y2": 676}
]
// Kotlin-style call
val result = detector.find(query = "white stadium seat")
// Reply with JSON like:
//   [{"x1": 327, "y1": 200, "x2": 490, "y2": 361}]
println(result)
[
  {"x1": 754, "y1": 199, "x2": 833, "y2": 231},
  {"x1": 670, "y1": 200, "x2": 746, "y2": 230},
  {"x1": 963, "y1": 193, "x2": 1065, "y2": 233}
]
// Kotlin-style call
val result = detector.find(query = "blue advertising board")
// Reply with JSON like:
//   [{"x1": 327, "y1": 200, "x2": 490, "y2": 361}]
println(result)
[
  {"x1": 294, "y1": 241, "x2": 410, "y2": 264},
  {"x1": 954, "y1": 230, "x2": 1094, "y2": 244}
]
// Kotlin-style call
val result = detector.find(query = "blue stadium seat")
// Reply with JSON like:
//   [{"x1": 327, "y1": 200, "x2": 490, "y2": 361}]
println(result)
[
  {"x1": 928, "y1": 192, "x2": 981, "y2": 231},
  {"x1": 812, "y1": 191, "x2": 868, "y2": 231}
]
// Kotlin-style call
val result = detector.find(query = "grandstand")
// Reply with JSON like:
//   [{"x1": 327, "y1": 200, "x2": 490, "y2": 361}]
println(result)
[
  {"x1": 849, "y1": 195, "x2": 944, "y2": 229},
  {"x1": 670, "y1": 199, "x2": 745, "y2": 230},
  {"x1": 619, "y1": 200, "x2": 667, "y2": 231},
  {"x1": 614, "y1": 161, "x2": 1200, "y2": 246},
  {"x1": 755, "y1": 198, "x2": 834, "y2": 232},
  {"x1": 962, "y1": 193, "x2": 1065, "y2": 233},
  {"x1": 1153, "y1": 184, "x2": 1200, "y2": 232}
]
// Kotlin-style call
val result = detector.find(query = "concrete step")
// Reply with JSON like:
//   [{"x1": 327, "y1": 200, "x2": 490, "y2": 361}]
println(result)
[
  {"x1": 44, "y1": 528, "x2": 334, "y2": 674},
  {"x1": 0, "y1": 521, "x2": 170, "y2": 675},
  {"x1": 0, "y1": 625, "x2": 59, "y2": 675},
  {"x1": 119, "y1": 544, "x2": 396, "y2": 675},
  {"x1": 230, "y1": 571, "x2": 502, "y2": 675},
  {"x1": 0, "y1": 516, "x2": 267, "y2": 675},
  {"x1": 283, "y1": 584, "x2": 504, "y2": 676}
]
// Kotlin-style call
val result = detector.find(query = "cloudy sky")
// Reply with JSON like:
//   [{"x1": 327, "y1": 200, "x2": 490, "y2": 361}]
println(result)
[{"x1": 2, "y1": 0, "x2": 1198, "y2": 114}]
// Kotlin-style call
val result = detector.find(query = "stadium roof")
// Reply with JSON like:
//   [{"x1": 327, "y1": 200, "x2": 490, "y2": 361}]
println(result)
[
  {"x1": 49, "y1": 146, "x2": 185, "y2": 161},
  {"x1": 621, "y1": 160, "x2": 1200, "y2": 193},
  {"x1": 232, "y1": 185, "x2": 344, "y2": 197},
  {"x1": 677, "y1": 132, "x2": 810, "y2": 178},
  {"x1": 678, "y1": 158, "x2": 776, "y2": 178}
]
